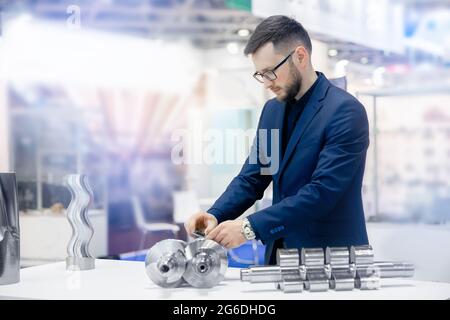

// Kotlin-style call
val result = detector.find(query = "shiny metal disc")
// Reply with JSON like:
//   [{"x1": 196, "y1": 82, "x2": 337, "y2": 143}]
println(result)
[
  {"x1": 145, "y1": 239, "x2": 187, "y2": 288},
  {"x1": 183, "y1": 239, "x2": 228, "y2": 288}
]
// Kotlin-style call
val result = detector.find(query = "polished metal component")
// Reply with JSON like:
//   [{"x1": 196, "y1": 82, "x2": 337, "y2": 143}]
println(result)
[
  {"x1": 301, "y1": 248, "x2": 325, "y2": 268},
  {"x1": 326, "y1": 247, "x2": 350, "y2": 268},
  {"x1": 145, "y1": 237, "x2": 228, "y2": 289},
  {"x1": 330, "y1": 270, "x2": 356, "y2": 291},
  {"x1": 145, "y1": 239, "x2": 187, "y2": 288},
  {"x1": 355, "y1": 265, "x2": 381, "y2": 290},
  {"x1": 183, "y1": 238, "x2": 228, "y2": 288},
  {"x1": 326, "y1": 247, "x2": 354, "y2": 291},
  {"x1": 350, "y1": 245, "x2": 374, "y2": 266},
  {"x1": 277, "y1": 249, "x2": 300, "y2": 268},
  {"x1": 277, "y1": 249, "x2": 303, "y2": 293},
  {"x1": 350, "y1": 245, "x2": 380, "y2": 289},
  {"x1": 350, "y1": 245, "x2": 378, "y2": 288},
  {"x1": 240, "y1": 245, "x2": 414, "y2": 293},
  {"x1": 304, "y1": 270, "x2": 330, "y2": 292},
  {"x1": 301, "y1": 248, "x2": 329, "y2": 292},
  {"x1": 281, "y1": 279, "x2": 303, "y2": 293},
  {"x1": 241, "y1": 266, "x2": 282, "y2": 283},
  {"x1": 0, "y1": 173, "x2": 20, "y2": 285},
  {"x1": 365, "y1": 261, "x2": 415, "y2": 278},
  {"x1": 65, "y1": 174, "x2": 95, "y2": 271}
]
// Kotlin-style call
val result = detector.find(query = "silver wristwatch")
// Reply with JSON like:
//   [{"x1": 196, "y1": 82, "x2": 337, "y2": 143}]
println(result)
[{"x1": 241, "y1": 218, "x2": 256, "y2": 240}]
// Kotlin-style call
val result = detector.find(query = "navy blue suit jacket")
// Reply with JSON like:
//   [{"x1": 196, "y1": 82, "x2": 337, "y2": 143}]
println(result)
[{"x1": 208, "y1": 72, "x2": 370, "y2": 264}]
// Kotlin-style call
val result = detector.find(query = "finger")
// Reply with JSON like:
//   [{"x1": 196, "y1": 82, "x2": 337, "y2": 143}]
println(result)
[
  {"x1": 187, "y1": 219, "x2": 197, "y2": 235},
  {"x1": 215, "y1": 230, "x2": 227, "y2": 244},
  {"x1": 188, "y1": 215, "x2": 203, "y2": 235},
  {"x1": 206, "y1": 224, "x2": 222, "y2": 240},
  {"x1": 204, "y1": 219, "x2": 216, "y2": 234},
  {"x1": 194, "y1": 219, "x2": 205, "y2": 232},
  {"x1": 220, "y1": 237, "x2": 231, "y2": 248},
  {"x1": 220, "y1": 238, "x2": 232, "y2": 248}
]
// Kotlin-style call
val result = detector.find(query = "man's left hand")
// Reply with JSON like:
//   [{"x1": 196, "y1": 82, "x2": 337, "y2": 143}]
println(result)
[{"x1": 206, "y1": 220, "x2": 246, "y2": 249}]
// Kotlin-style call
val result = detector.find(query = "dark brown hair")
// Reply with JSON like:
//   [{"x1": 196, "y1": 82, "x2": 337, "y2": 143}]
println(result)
[{"x1": 244, "y1": 15, "x2": 312, "y2": 56}]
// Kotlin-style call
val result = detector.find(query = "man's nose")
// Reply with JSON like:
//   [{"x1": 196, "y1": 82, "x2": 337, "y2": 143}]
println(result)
[{"x1": 263, "y1": 78, "x2": 274, "y2": 89}]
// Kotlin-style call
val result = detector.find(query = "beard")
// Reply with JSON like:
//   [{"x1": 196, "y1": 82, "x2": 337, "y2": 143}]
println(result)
[{"x1": 275, "y1": 64, "x2": 302, "y2": 103}]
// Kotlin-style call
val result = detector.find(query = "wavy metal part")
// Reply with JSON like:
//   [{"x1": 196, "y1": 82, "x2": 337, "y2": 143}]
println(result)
[
  {"x1": 0, "y1": 173, "x2": 20, "y2": 285},
  {"x1": 65, "y1": 174, "x2": 95, "y2": 271}
]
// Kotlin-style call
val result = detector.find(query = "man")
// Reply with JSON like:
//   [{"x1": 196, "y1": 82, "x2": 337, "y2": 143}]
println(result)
[{"x1": 185, "y1": 15, "x2": 370, "y2": 265}]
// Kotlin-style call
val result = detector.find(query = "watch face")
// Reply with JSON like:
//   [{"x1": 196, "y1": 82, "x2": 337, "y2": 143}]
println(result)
[{"x1": 244, "y1": 226, "x2": 254, "y2": 239}]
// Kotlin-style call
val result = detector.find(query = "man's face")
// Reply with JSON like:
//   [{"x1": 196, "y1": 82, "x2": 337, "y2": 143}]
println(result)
[{"x1": 251, "y1": 42, "x2": 302, "y2": 102}]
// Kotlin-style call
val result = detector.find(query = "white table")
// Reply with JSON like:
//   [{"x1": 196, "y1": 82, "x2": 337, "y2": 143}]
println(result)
[{"x1": 0, "y1": 259, "x2": 449, "y2": 300}]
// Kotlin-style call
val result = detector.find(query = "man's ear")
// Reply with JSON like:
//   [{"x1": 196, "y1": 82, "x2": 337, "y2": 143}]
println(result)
[{"x1": 294, "y1": 46, "x2": 308, "y2": 68}]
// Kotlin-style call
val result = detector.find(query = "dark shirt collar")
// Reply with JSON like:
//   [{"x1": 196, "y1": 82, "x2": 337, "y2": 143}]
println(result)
[{"x1": 288, "y1": 71, "x2": 321, "y2": 108}]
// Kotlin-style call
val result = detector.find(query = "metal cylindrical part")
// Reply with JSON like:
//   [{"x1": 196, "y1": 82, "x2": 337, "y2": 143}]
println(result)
[
  {"x1": 192, "y1": 252, "x2": 213, "y2": 274},
  {"x1": 325, "y1": 247, "x2": 351, "y2": 280},
  {"x1": 326, "y1": 247, "x2": 350, "y2": 267},
  {"x1": 183, "y1": 239, "x2": 228, "y2": 288},
  {"x1": 364, "y1": 262, "x2": 415, "y2": 278},
  {"x1": 301, "y1": 248, "x2": 325, "y2": 268},
  {"x1": 304, "y1": 270, "x2": 329, "y2": 292},
  {"x1": 350, "y1": 245, "x2": 374, "y2": 265},
  {"x1": 281, "y1": 267, "x2": 302, "y2": 282},
  {"x1": 355, "y1": 265, "x2": 381, "y2": 290},
  {"x1": 277, "y1": 249, "x2": 299, "y2": 267},
  {"x1": 145, "y1": 239, "x2": 187, "y2": 288},
  {"x1": 240, "y1": 261, "x2": 414, "y2": 284},
  {"x1": 282, "y1": 279, "x2": 303, "y2": 293},
  {"x1": 240, "y1": 266, "x2": 282, "y2": 283},
  {"x1": 355, "y1": 276, "x2": 381, "y2": 290},
  {"x1": 329, "y1": 270, "x2": 355, "y2": 291}
]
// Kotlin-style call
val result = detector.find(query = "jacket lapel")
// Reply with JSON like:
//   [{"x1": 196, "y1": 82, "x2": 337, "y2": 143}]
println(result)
[
  {"x1": 272, "y1": 101, "x2": 287, "y2": 181},
  {"x1": 276, "y1": 73, "x2": 331, "y2": 179}
]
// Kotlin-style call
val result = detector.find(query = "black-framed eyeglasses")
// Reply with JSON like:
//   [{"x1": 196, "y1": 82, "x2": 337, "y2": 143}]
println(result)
[{"x1": 253, "y1": 50, "x2": 295, "y2": 83}]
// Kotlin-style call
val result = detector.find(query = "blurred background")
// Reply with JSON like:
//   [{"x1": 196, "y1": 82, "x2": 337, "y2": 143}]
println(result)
[{"x1": 0, "y1": 0, "x2": 449, "y2": 282}]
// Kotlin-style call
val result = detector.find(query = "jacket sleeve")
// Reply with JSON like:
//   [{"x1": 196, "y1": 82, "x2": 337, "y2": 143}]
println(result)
[
  {"x1": 207, "y1": 102, "x2": 274, "y2": 223},
  {"x1": 247, "y1": 99, "x2": 369, "y2": 243}
]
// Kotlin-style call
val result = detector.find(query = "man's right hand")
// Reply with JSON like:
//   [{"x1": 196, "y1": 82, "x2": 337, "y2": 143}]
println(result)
[{"x1": 184, "y1": 212, "x2": 218, "y2": 237}]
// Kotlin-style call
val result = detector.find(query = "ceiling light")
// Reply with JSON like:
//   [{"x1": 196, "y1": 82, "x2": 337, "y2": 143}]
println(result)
[
  {"x1": 238, "y1": 29, "x2": 250, "y2": 37},
  {"x1": 328, "y1": 49, "x2": 338, "y2": 57},
  {"x1": 360, "y1": 57, "x2": 369, "y2": 64}
]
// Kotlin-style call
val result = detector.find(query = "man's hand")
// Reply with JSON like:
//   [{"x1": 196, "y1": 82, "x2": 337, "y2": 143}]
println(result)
[
  {"x1": 206, "y1": 220, "x2": 246, "y2": 249},
  {"x1": 184, "y1": 212, "x2": 218, "y2": 236}
]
